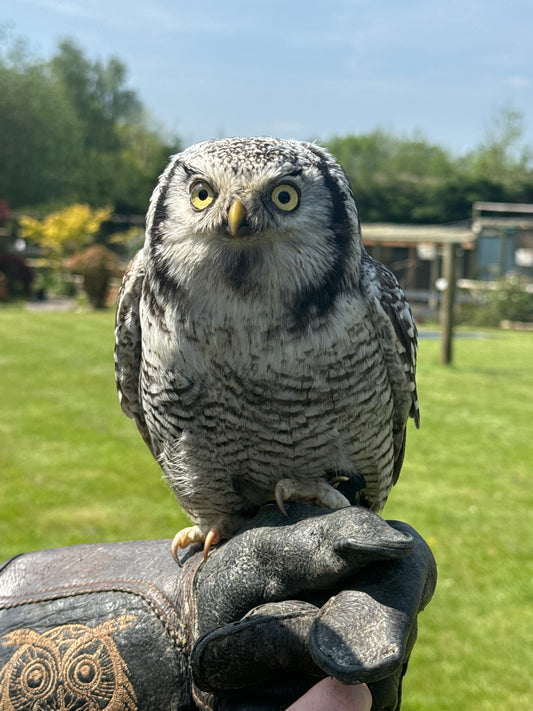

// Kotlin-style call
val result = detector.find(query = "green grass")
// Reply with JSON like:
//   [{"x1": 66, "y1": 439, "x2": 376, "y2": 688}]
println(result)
[
  {"x1": 384, "y1": 330, "x2": 533, "y2": 710},
  {"x1": 0, "y1": 307, "x2": 187, "y2": 554},
  {"x1": 1, "y1": 307, "x2": 532, "y2": 710}
]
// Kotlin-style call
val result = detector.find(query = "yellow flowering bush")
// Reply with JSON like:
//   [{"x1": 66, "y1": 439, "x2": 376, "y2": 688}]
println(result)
[{"x1": 19, "y1": 204, "x2": 112, "y2": 258}]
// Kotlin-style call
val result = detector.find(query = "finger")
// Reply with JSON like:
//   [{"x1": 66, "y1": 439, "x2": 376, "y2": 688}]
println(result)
[
  {"x1": 192, "y1": 601, "x2": 323, "y2": 692},
  {"x1": 196, "y1": 504, "x2": 414, "y2": 633},
  {"x1": 285, "y1": 678, "x2": 372, "y2": 711}
]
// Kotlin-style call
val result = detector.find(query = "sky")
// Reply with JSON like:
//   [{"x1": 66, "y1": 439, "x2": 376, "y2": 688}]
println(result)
[{"x1": 3, "y1": 0, "x2": 533, "y2": 153}]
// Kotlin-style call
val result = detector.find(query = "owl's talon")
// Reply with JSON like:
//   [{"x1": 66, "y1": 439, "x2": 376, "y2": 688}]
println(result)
[
  {"x1": 171, "y1": 525, "x2": 223, "y2": 564},
  {"x1": 171, "y1": 525, "x2": 206, "y2": 563},
  {"x1": 274, "y1": 478, "x2": 351, "y2": 512},
  {"x1": 275, "y1": 481, "x2": 289, "y2": 516},
  {"x1": 331, "y1": 475, "x2": 350, "y2": 488},
  {"x1": 203, "y1": 528, "x2": 221, "y2": 561}
]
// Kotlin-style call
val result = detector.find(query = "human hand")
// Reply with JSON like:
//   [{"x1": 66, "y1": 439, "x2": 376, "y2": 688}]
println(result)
[{"x1": 286, "y1": 678, "x2": 372, "y2": 711}]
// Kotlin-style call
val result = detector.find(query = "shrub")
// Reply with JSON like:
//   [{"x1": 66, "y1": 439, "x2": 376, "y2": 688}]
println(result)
[
  {"x1": 66, "y1": 245, "x2": 122, "y2": 309},
  {"x1": 457, "y1": 273, "x2": 533, "y2": 326},
  {"x1": 19, "y1": 204, "x2": 112, "y2": 258},
  {"x1": 0, "y1": 252, "x2": 34, "y2": 299}
]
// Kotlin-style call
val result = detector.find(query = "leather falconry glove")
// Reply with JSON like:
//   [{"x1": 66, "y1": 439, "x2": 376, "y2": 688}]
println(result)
[{"x1": 0, "y1": 504, "x2": 436, "y2": 711}]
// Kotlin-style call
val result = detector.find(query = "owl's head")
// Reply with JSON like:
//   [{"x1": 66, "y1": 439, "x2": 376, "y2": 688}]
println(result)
[{"x1": 145, "y1": 137, "x2": 362, "y2": 317}]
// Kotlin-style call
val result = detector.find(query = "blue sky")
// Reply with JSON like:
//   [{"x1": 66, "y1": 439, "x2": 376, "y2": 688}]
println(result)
[{"x1": 3, "y1": 0, "x2": 533, "y2": 153}]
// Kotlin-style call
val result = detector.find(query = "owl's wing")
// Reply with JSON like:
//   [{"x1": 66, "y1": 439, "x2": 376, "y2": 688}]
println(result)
[
  {"x1": 359, "y1": 251, "x2": 419, "y2": 484},
  {"x1": 114, "y1": 249, "x2": 153, "y2": 453}
]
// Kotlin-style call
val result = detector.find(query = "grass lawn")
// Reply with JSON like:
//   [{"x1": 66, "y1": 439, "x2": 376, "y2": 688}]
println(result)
[{"x1": 0, "y1": 306, "x2": 532, "y2": 710}]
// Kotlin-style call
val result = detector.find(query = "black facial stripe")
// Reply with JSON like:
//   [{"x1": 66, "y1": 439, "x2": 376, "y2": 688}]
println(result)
[
  {"x1": 148, "y1": 242, "x2": 188, "y2": 309},
  {"x1": 291, "y1": 146, "x2": 355, "y2": 328},
  {"x1": 305, "y1": 145, "x2": 353, "y2": 251},
  {"x1": 150, "y1": 158, "x2": 184, "y2": 243}
]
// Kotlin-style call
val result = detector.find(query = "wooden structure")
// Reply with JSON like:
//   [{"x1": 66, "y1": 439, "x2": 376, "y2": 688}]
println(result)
[
  {"x1": 361, "y1": 205, "x2": 533, "y2": 364},
  {"x1": 361, "y1": 223, "x2": 474, "y2": 292},
  {"x1": 472, "y1": 201, "x2": 533, "y2": 230},
  {"x1": 360, "y1": 223, "x2": 472, "y2": 364},
  {"x1": 471, "y1": 202, "x2": 533, "y2": 279},
  {"x1": 361, "y1": 223, "x2": 474, "y2": 365}
]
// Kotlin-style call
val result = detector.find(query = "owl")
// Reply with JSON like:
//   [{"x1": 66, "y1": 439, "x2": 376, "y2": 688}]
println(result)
[
  {"x1": 114, "y1": 137, "x2": 419, "y2": 560},
  {"x1": 0, "y1": 617, "x2": 136, "y2": 710}
]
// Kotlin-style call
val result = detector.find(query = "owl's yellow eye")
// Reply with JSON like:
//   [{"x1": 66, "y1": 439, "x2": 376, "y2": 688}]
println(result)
[
  {"x1": 190, "y1": 181, "x2": 215, "y2": 210},
  {"x1": 271, "y1": 184, "x2": 300, "y2": 212}
]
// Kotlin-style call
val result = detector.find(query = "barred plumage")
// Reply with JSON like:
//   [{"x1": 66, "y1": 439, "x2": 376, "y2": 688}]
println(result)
[{"x1": 114, "y1": 137, "x2": 419, "y2": 556}]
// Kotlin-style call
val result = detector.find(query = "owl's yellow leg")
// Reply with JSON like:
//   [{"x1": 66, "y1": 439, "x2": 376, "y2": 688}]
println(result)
[
  {"x1": 171, "y1": 525, "x2": 221, "y2": 563},
  {"x1": 275, "y1": 478, "x2": 351, "y2": 516}
]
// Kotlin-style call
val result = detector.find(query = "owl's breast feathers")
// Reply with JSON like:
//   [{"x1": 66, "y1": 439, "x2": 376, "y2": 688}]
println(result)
[{"x1": 115, "y1": 242, "x2": 418, "y2": 514}]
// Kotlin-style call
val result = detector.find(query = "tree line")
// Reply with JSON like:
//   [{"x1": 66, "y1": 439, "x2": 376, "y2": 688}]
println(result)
[
  {"x1": 0, "y1": 35, "x2": 180, "y2": 214},
  {"x1": 1, "y1": 33, "x2": 533, "y2": 223},
  {"x1": 326, "y1": 114, "x2": 533, "y2": 224}
]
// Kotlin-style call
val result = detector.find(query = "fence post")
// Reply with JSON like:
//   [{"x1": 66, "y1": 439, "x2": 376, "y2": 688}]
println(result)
[{"x1": 440, "y1": 243, "x2": 457, "y2": 365}]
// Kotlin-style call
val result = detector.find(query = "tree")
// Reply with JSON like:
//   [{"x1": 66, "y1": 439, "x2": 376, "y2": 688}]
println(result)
[
  {"x1": 50, "y1": 40, "x2": 142, "y2": 154},
  {"x1": 327, "y1": 116, "x2": 533, "y2": 224},
  {"x1": 326, "y1": 131, "x2": 457, "y2": 223},
  {"x1": 0, "y1": 36, "x2": 83, "y2": 208},
  {"x1": 463, "y1": 107, "x2": 532, "y2": 189},
  {"x1": 0, "y1": 32, "x2": 178, "y2": 212},
  {"x1": 50, "y1": 40, "x2": 178, "y2": 211},
  {"x1": 100, "y1": 120, "x2": 176, "y2": 213}
]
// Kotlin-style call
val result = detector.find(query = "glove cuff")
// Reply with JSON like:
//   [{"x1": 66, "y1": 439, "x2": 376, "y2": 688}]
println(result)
[{"x1": 0, "y1": 541, "x2": 194, "y2": 709}]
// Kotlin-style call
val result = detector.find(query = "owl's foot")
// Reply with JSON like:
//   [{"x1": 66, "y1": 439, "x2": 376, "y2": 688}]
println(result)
[
  {"x1": 274, "y1": 478, "x2": 351, "y2": 516},
  {"x1": 171, "y1": 526, "x2": 221, "y2": 563}
]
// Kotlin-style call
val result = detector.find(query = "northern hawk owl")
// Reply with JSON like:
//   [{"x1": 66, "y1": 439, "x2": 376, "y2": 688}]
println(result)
[{"x1": 114, "y1": 137, "x2": 419, "y2": 559}]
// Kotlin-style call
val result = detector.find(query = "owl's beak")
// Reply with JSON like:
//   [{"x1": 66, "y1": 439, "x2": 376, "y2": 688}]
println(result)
[{"x1": 227, "y1": 199, "x2": 248, "y2": 237}]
